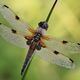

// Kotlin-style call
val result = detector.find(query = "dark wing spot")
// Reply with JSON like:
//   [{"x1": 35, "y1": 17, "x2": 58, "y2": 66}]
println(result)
[
  {"x1": 11, "y1": 29, "x2": 17, "y2": 34},
  {"x1": 69, "y1": 58, "x2": 74, "y2": 63},
  {"x1": 3, "y1": 5, "x2": 9, "y2": 8},
  {"x1": 62, "y1": 40, "x2": 68, "y2": 44},
  {"x1": 15, "y1": 15, "x2": 20, "y2": 20},
  {"x1": 53, "y1": 50, "x2": 59, "y2": 55},
  {"x1": 77, "y1": 43, "x2": 80, "y2": 45}
]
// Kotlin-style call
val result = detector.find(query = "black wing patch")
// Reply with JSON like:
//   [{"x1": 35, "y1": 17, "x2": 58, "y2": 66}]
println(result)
[
  {"x1": 3, "y1": 5, "x2": 9, "y2": 8},
  {"x1": 11, "y1": 29, "x2": 17, "y2": 34},
  {"x1": 69, "y1": 58, "x2": 74, "y2": 63},
  {"x1": 15, "y1": 15, "x2": 20, "y2": 20},
  {"x1": 77, "y1": 43, "x2": 80, "y2": 45},
  {"x1": 53, "y1": 50, "x2": 59, "y2": 55},
  {"x1": 62, "y1": 40, "x2": 68, "y2": 44}
]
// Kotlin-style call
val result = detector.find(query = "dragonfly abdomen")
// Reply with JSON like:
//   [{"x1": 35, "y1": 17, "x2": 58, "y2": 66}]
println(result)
[{"x1": 21, "y1": 45, "x2": 35, "y2": 75}]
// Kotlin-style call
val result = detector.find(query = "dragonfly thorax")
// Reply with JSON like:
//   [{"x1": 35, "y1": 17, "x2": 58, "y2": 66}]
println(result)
[
  {"x1": 33, "y1": 32, "x2": 42, "y2": 42},
  {"x1": 27, "y1": 32, "x2": 42, "y2": 50}
]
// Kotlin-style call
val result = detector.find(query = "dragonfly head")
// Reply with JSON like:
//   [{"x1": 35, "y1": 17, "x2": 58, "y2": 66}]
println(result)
[{"x1": 38, "y1": 21, "x2": 48, "y2": 30}]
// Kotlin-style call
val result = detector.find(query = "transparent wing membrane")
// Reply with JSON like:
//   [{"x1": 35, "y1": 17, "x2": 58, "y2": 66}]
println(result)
[
  {"x1": 0, "y1": 4, "x2": 32, "y2": 36},
  {"x1": 36, "y1": 48, "x2": 75, "y2": 69},
  {"x1": 0, "y1": 23, "x2": 27, "y2": 48},
  {"x1": 45, "y1": 37, "x2": 80, "y2": 54}
]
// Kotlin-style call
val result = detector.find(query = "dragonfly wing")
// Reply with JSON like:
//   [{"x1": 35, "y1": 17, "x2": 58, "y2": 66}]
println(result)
[
  {"x1": 0, "y1": 4, "x2": 32, "y2": 36},
  {"x1": 45, "y1": 37, "x2": 80, "y2": 54},
  {"x1": 36, "y1": 48, "x2": 75, "y2": 69},
  {"x1": 0, "y1": 23, "x2": 27, "y2": 48}
]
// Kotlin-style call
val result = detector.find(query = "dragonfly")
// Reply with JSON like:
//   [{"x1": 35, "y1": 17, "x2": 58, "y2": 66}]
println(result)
[{"x1": 0, "y1": 0, "x2": 80, "y2": 77}]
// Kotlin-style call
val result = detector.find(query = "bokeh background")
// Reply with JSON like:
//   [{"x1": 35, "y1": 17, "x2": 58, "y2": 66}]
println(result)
[{"x1": 0, "y1": 0, "x2": 80, "y2": 80}]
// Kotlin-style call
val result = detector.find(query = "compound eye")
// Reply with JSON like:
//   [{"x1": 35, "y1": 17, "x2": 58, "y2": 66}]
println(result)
[
  {"x1": 38, "y1": 22, "x2": 43, "y2": 27},
  {"x1": 38, "y1": 21, "x2": 48, "y2": 30},
  {"x1": 43, "y1": 22, "x2": 48, "y2": 30}
]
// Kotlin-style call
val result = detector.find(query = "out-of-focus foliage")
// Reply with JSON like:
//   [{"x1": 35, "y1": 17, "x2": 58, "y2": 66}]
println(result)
[{"x1": 0, "y1": 0, "x2": 80, "y2": 80}]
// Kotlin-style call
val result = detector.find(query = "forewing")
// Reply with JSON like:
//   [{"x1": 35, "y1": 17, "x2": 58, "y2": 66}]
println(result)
[
  {"x1": 45, "y1": 37, "x2": 80, "y2": 54},
  {"x1": 0, "y1": 4, "x2": 32, "y2": 36},
  {"x1": 0, "y1": 23, "x2": 27, "y2": 48},
  {"x1": 36, "y1": 48, "x2": 75, "y2": 69}
]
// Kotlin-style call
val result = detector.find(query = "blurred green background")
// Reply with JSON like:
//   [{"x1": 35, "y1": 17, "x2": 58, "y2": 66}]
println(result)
[{"x1": 0, "y1": 0, "x2": 80, "y2": 80}]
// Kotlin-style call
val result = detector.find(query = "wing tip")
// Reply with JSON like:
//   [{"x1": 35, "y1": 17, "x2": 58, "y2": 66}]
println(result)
[
  {"x1": 70, "y1": 63, "x2": 75, "y2": 69},
  {"x1": 63, "y1": 63, "x2": 75, "y2": 69},
  {"x1": 68, "y1": 62, "x2": 75, "y2": 69}
]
